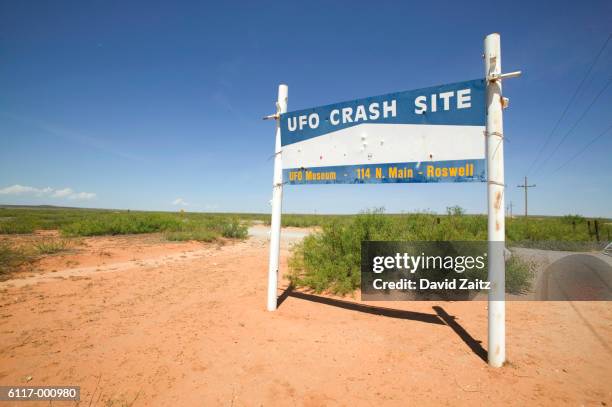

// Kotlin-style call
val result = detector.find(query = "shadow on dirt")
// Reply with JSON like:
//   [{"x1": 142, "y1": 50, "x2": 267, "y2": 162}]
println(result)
[
  {"x1": 278, "y1": 286, "x2": 487, "y2": 363},
  {"x1": 432, "y1": 306, "x2": 487, "y2": 362}
]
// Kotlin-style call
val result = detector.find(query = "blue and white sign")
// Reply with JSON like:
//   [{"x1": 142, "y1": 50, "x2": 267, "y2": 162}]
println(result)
[{"x1": 281, "y1": 79, "x2": 486, "y2": 184}]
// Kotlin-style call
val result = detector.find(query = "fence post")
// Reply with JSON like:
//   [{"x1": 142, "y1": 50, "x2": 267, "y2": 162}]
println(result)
[
  {"x1": 485, "y1": 33, "x2": 506, "y2": 368},
  {"x1": 267, "y1": 84, "x2": 288, "y2": 311}
]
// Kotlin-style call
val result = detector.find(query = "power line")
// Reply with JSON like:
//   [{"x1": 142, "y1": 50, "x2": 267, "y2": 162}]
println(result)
[
  {"x1": 551, "y1": 122, "x2": 612, "y2": 173},
  {"x1": 533, "y1": 76, "x2": 612, "y2": 175},
  {"x1": 526, "y1": 33, "x2": 612, "y2": 175}
]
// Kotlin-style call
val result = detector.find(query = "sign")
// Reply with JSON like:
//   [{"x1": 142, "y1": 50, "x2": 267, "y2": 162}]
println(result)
[
  {"x1": 269, "y1": 33, "x2": 519, "y2": 368},
  {"x1": 280, "y1": 79, "x2": 486, "y2": 185}
]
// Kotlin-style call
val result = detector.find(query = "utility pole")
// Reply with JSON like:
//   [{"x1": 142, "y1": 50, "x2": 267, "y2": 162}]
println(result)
[
  {"x1": 507, "y1": 201, "x2": 513, "y2": 218},
  {"x1": 517, "y1": 176, "x2": 536, "y2": 217}
]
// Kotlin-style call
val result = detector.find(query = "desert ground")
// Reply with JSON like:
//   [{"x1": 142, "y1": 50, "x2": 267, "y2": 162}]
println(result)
[{"x1": 0, "y1": 226, "x2": 611, "y2": 406}]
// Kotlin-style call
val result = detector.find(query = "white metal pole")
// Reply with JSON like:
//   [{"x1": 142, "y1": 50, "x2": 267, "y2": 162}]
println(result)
[
  {"x1": 267, "y1": 84, "x2": 288, "y2": 311},
  {"x1": 484, "y1": 33, "x2": 506, "y2": 367}
]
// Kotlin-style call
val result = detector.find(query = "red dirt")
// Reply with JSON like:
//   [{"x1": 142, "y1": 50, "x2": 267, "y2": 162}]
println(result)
[{"x1": 0, "y1": 228, "x2": 611, "y2": 406}]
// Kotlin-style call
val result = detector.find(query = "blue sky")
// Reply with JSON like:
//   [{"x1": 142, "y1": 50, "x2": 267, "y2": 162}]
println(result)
[{"x1": 1, "y1": 0, "x2": 611, "y2": 217}]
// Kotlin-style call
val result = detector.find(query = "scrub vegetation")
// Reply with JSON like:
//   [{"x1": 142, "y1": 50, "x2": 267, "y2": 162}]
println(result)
[
  {"x1": 164, "y1": 230, "x2": 217, "y2": 243},
  {"x1": 3, "y1": 206, "x2": 605, "y2": 244},
  {"x1": 32, "y1": 239, "x2": 72, "y2": 255},
  {"x1": 0, "y1": 243, "x2": 30, "y2": 280},
  {"x1": 271, "y1": 210, "x2": 609, "y2": 246},
  {"x1": 505, "y1": 255, "x2": 537, "y2": 295},
  {"x1": 0, "y1": 207, "x2": 249, "y2": 240},
  {"x1": 0, "y1": 206, "x2": 607, "y2": 287},
  {"x1": 0, "y1": 238, "x2": 72, "y2": 280},
  {"x1": 0, "y1": 207, "x2": 250, "y2": 277},
  {"x1": 287, "y1": 209, "x2": 607, "y2": 295}
]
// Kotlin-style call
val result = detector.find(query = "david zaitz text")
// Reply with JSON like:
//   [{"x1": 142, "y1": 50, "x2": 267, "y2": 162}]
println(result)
[
  {"x1": 361, "y1": 242, "x2": 492, "y2": 301},
  {"x1": 372, "y1": 276, "x2": 490, "y2": 291}
]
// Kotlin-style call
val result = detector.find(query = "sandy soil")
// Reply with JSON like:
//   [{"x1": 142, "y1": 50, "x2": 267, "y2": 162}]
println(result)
[{"x1": 0, "y1": 226, "x2": 611, "y2": 406}]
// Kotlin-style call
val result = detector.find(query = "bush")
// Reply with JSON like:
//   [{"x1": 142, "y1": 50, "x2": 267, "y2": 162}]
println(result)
[
  {"x1": 34, "y1": 239, "x2": 70, "y2": 255},
  {"x1": 505, "y1": 253, "x2": 536, "y2": 294},
  {"x1": 58, "y1": 212, "x2": 248, "y2": 241},
  {"x1": 61, "y1": 213, "x2": 183, "y2": 236},
  {"x1": 0, "y1": 221, "x2": 36, "y2": 234},
  {"x1": 446, "y1": 205, "x2": 465, "y2": 216},
  {"x1": 165, "y1": 230, "x2": 216, "y2": 242},
  {"x1": 220, "y1": 218, "x2": 248, "y2": 239},
  {"x1": 287, "y1": 210, "x2": 399, "y2": 295},
  {"x1": 0, "y1": 243, "x2": 31, "y2": 279},
  {"x1": 561, "y1": 214, "x2": 585, "y2": 224},
  {"x1": 288, "y1": 209, "x2": 539, "y2": 296}
]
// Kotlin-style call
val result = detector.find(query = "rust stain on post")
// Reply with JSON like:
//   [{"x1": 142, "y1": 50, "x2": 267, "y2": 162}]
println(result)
[{"x1": 494, "y1": 191, "x2": 502, "y2": 210}]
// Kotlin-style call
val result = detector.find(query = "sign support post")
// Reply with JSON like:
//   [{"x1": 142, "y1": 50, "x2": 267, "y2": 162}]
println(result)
[
  {"x1": 485, "y1": 33, "x2": 506, "y2": 367},
  {"x1": 267, "y1": 84, "x2": 288, "y2": 311}
]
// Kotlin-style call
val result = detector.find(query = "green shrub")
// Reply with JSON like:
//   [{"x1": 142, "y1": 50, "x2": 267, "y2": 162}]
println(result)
[
  {"x1": 220, "y1": 218, "x2": 248, "y2": 239},
  {"x1": 288, "y1": 209, "x2": 542, "y2": 296},
  {"x1": 287, "y1": 210, "x2": 397, "y2": 295},
  {"x1": 561, "y1": 214, "x2": 585, "y2": 224},
  {"x1": 1, "y1": 206, "x2": 609, "y2": 247},
  {"x1": 58, "y1": 212, "x2": 250, "y2": 241},
  {"x1": 165, "y1": 230, "x2": 217, "y2": 242},
  {"x1": 61, "y1": 213, "x2": 183, "y2": 236},
  {"x1": 446, "y1": 205, "x2": 466, "y2": 216},
  {"x1": 505, "y1": 253, "x2": 536, "y2": 294},
  {"x1": 0, "y1": 220, "x2": 35, "y2": 234},
  {"x1": 33, "y1": 239, "x2": 71, "y2": 255},
  {"x1": 0, "y1": 243, "x2": 31, "y2": 279}
]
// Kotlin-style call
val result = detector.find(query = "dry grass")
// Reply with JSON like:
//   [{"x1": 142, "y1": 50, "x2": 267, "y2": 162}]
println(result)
[
  {"x1": 0, "y1": 243, "x2": 31, "y2": 280},
  {"x1": 33, "y1": 239, "x2": 71, "y2": 255}
]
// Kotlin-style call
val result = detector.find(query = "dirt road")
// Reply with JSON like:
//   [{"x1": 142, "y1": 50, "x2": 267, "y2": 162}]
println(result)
[
  {"x1": 534, "y1": 252, "x2": 612, "y2": 300},
  {"x1": 0, "y1": 227, "x2": 611, "y2": 406}
]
